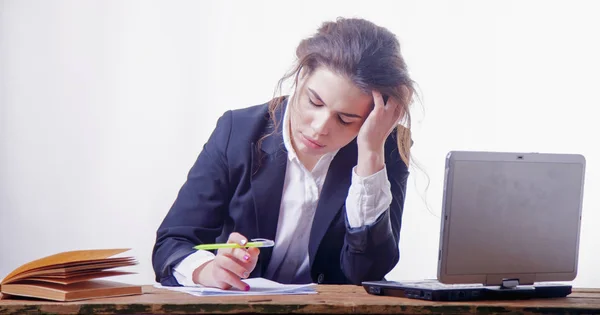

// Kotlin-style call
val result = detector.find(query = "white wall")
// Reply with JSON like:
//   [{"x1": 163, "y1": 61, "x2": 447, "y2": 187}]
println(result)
[{"x1": 1, "y1": 0, "x2": 599, "y2": 287}]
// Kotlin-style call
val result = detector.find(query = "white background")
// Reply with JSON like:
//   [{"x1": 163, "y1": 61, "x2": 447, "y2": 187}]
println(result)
[{"x1": 1, "y1": 0, "x2": 599, "y2": 287}]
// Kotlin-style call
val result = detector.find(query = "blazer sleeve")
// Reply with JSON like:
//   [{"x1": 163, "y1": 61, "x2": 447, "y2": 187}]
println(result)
[
  {"x1": 340, "y1": 133, "x2": 409, "y2": 285},
  {"x1": 152, "y1": 110, "x2": 233, "y2": 286}
]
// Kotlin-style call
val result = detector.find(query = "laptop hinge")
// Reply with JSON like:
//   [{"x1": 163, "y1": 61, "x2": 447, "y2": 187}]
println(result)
[{"x1": 500, "y1": 278, "x2": 520, "y2": 289}]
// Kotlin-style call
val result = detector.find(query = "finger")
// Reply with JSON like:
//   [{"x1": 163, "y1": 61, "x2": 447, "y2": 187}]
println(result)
[
  {"x1": 246, "y1": 247, "x2": 260, "y2": 261},
  {"x1": 224, "y1": 247, "x2": 254, "y2": 265},
  {"x1": 227, "y1": 232, "x2": 249, "y2": 246},
  {"x1": 245, "y1": 247, "x2": 260, "y2": 267},
  {"x1": 215, "y1": 254, "x2": 252, "y2": 279},
  {"x1": 213, "y1": 265, "x2": 250, "y2": 291},
  {"x1": 211, "y1": 280, "x2": 232, "y2": 290},
  {"x1": 218, "y1": 232, "x2": 249, "y2": 256},
  {"x1": 386, "y1": 97, "x2": 403, "y2": 118},
  {"x1": 371, "y1": 90, "x2": 385, "y2": 112},
  {"x1": 221, "y1": 247, "x2": 259, "y2": 276}
]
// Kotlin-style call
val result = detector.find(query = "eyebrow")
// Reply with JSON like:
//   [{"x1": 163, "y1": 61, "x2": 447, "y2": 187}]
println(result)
[{"x1": 307, "y1": 87, "x2": 363, "y2": 119}]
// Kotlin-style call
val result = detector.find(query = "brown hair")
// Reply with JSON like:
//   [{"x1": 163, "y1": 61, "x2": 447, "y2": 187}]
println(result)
[{"x1": 264, "y1": 17, "x2": 416, "y2": 166}]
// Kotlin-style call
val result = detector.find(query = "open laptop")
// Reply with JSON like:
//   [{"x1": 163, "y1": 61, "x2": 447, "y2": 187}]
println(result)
[{"x1": 363, "y1": 151, "x2": 586, "y2": 301}]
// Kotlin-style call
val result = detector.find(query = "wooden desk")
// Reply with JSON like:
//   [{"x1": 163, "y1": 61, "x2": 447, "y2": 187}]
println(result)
[{"x1": 1, "y1": 285, "x2": 600, "y2": 314}]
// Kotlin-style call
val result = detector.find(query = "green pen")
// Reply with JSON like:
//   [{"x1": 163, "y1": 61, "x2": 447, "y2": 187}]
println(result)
[{"x1": 193, "y1": 238, "x2": 275, "y2": 250}]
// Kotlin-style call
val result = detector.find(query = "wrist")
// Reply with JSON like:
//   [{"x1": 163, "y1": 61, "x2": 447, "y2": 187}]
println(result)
[{"x1": 356, "y1": 148, "x2": 385, "y2": 177}]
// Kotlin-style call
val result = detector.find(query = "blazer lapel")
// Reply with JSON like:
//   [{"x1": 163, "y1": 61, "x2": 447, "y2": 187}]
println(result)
[
  {"x1": 251, "y1": 101, "x2": 287, "y2": 275},
  {"x1": 308, "y1": 139, "x2": 358, "y2": 267}
]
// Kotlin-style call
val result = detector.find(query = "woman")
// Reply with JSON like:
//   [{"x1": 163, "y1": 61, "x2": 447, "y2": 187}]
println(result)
[{"x1": 152, "y1": 17, "x2": 416, "y2": 291}]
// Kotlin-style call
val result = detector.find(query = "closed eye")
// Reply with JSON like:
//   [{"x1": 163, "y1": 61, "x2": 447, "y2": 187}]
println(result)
[
  {"x1": 308, "y1": 93, "x2": 355, "y2": 126},
  {"x1": 338, "y1": 116, "x2": 352, "y2": 125},
  {"x1": 308, "y1": 98, "x2": 323, "y2": 107}
]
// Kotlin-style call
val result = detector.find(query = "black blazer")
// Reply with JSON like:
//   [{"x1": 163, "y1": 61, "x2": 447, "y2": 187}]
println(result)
[{"x1": 152, "y1": 97, "x2": 409, "y2": 286}]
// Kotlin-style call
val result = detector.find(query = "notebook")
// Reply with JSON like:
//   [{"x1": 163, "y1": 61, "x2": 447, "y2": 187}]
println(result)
[{"x1": 155, "y1": 277, "x2": 317, "y2": 296}]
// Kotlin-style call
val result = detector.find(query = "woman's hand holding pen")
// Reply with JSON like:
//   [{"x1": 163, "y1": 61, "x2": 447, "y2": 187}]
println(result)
[{"x1": 192, "y1": 232, "x2": 260, "y2": 290}]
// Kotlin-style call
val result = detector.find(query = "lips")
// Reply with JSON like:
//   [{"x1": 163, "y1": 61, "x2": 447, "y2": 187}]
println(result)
[{"x1": 301, "y1": 134, "x2": 325, "y2": 148}]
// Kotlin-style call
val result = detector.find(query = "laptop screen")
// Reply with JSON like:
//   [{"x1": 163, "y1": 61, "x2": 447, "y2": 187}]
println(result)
[{"x1": 444, "y1": 158, "x2": 584, "y2": 277}]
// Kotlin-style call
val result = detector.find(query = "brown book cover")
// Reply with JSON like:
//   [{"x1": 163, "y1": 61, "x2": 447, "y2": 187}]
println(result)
[{"x1": 0, "y1": 249, "x2": 142, "y2": 301}]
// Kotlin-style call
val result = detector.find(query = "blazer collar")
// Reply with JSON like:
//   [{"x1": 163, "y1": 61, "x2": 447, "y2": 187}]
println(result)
[
  {"x1": 309, "y1": 138, "x2": 357, "y2": 268},
  {"x1": 251, "y1": 97, "x2": 288, "y2": 275}
]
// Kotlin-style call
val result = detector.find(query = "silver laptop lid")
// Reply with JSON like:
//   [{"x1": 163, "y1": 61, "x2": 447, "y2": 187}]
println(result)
[{"x1": 437, "y1": 151, "x2": 586, "y2": 286}]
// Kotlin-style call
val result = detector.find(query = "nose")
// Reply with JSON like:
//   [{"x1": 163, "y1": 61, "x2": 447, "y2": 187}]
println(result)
[{"x1": 311, "y1": 112, "x2": 333, "y2": 136}]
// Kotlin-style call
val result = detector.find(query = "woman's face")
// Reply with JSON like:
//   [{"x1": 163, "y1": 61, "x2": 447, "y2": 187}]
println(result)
[{"x1": 289, "y1": 67, "x2": 373, "y2": 159}]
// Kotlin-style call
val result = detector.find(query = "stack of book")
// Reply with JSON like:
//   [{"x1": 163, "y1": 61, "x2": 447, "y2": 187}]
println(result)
[{"x1": 0, "y1": 248, "x2": 142, "y2": 301}]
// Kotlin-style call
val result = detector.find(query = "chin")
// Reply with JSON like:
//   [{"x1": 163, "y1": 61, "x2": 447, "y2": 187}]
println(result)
[{"x1": 298, "y1": 145, "x2": 324, "y2": 156}]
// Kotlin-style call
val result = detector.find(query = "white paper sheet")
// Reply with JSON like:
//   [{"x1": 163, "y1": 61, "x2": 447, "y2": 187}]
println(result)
[{"x1": 154, "y1": 277, "x2": 317, "y2": 296}]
